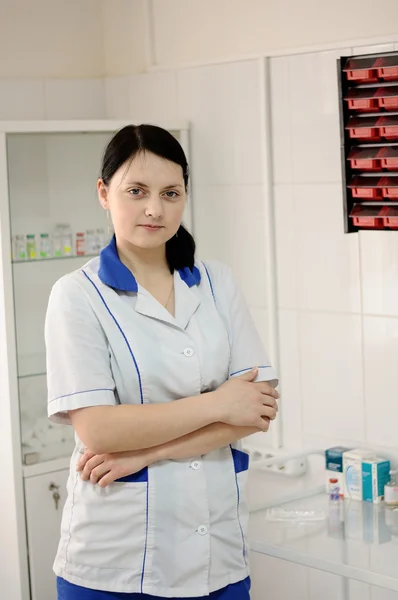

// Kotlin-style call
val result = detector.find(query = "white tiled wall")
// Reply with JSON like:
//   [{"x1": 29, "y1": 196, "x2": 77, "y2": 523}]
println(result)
[
  {"x1": 0, "y1": 78, "x2": 107, "y2": 120},
  {"x1": 250, "y1": 551, "x2": 398, "y2": 600},
  {"x1": 270, "y1": 42, "x2": 398, "y2": 454}
]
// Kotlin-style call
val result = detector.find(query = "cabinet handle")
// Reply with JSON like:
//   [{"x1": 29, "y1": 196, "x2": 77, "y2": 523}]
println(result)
[{"x1": 49, "y1": 483, "x2": 61, "y2": 510}]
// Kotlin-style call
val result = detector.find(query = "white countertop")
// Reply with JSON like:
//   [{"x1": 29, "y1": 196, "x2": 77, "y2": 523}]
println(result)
[{"x1": 249, "y1": 484, "x2": 398, "y2": 592}]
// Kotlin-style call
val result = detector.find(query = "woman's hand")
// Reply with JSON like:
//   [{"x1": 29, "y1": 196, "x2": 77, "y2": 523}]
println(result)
[
  {"x1": 76, "y1": 447, "x2": 157, "y2": 487},
  {"x1": 213, "y1": 367, "x2": 279, "y2": 431}
]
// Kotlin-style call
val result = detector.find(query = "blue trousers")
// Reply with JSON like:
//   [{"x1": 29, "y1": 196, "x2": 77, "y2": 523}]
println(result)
[{"x1": 57, "y1": 577, "x2": 251, "y2": 600}]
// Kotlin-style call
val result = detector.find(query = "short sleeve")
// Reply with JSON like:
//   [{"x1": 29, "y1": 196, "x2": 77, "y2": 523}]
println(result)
[
  {"x1": 45, "y1": 275, "x2": 117, "y2": 425},
  {"x1": 206, "y1": 261, "x2": 278, "y2": 388}
]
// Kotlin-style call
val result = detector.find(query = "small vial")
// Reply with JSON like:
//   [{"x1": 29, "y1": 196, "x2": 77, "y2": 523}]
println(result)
[
  {"x1": 39, "y1": 233, "x2": 51, "y2": 258},
  {"x1": 86, "y1": 229, "x2": 95, "y2": 254},
  {"x1": 329, "y1": 478, "x2": 340, "y2": 501},
  {"x1": 96, "y1": 228, "x2": 105, "y2": 252},
  {"x1": 52, "y1": 229, "x2": 62, "y2": 257},
  {"x1": 385, "y1": 470, "x2": 398, "y2": 507},
  {"x1": 62, "y1": 225, "x2": 73, "y2": 257},
  {"x1": 75, "y1": 232, "x2": 86, "y2": 256},
  {"x1": 26, "y1": 234, "x2": 37, "y2": 260},
  {"x1": 13, "y1": 234, "x2": 27, "y2": 261}
]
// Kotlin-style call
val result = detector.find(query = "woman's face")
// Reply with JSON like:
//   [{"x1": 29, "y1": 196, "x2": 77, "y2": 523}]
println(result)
[{"x1": 98, "y1": 151, "x2": 186, "y2": 250}]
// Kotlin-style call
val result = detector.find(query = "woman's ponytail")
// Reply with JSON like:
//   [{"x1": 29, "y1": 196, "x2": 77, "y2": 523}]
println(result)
[{"x1": 166, "y1": 224, "x2": 196, "y2": 272}]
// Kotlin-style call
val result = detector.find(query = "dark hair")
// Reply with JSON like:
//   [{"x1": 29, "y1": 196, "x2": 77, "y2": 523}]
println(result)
[{"x1": 101, "y1": 124, "x2": 196, "y2": 272}]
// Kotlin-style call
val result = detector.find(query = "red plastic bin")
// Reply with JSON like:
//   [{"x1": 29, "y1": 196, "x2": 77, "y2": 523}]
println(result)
[
  {"x1": 349, "y1": 176, "x2": 383, "y2": 200},
  {"x1": 349, "y1": 159, "x2": 379, "y2": 170},
  {"x1": 381, "y1": 158, "x2": 398, "y2": 170},
  {"x1": 381, "y1": 206, "x2": 398, "y2": 229},
  {"x1": 378, "y1": 67, "x2": 398, "y2": 81},
  {"x1": 380, "y1": 147, "x2": 398, "y2": 171},
  {"x1": 348, "y1": 98, "x2": 379, "y2": 111},
  {"x1": 379, "y1": 97, "x2": 398, "y2": 111},
  {"x1": 381, "y1": 126, "x2": 398, "y2": 140},
  {"x1": 344, "y1": 57, "x2": 380, "y2": 83},
  {"x1": 352, "y1": 187, "x2": 382, "y2": 199},
  {"x1": 382, "y1": 187, "x2": 398, "y2": 199},
  {"x1": 347, "y1": 69, "x2": 378, "y2": 83},
  {"x1": 350, "y1": 205, "x2": 383, "y2": 228},
  {"x1": 348, "y1": 127, "x2": 380, "y2": 141}
]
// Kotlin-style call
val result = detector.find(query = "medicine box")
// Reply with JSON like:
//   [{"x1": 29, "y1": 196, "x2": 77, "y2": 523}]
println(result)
[
  {"x1": 343, "y1": 448, "x2": 375, "y2": 501},
  {"x1": 362, "y1": 458, "x2": 390, "y2": 503},
  {"x1": 325, "y1": 446, "x2": 352, "y2": 496}
]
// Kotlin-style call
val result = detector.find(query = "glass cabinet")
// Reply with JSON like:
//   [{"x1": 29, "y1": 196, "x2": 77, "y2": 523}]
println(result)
[
  {"x1": 0, "y1": 120, "x2": 190, "y2": 600},
  {"x1": 1, "y1": 120, "x2": 191, "y2": 466}
]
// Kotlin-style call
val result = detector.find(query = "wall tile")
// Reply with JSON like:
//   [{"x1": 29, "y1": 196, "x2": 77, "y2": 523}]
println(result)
[
  {"x1": 105, "y1": 76, "x2": 131, "y2": 118},
  {"x1": 363, "y1": 316, "x2": 398, "y2": 448},
  {"x1": 177, "y1": 61, "x2": 263, "y2": 185},
  {"x1": 289, "y1": 49, "x2": 350, "y2": 184},
  {"x1": 352, "y1": 44, "x2": 395, "y2": 55},
  {"x1": 249, "y1": 307, "x2": 270, "y2": 355},
  {"x1": 360, "y1": 231, "x2": 398, "y2": 317},
  {"x1": 44, "y1": 79, "x2": 106, "y2": 119},
  {"x1": 270, "y1": 56, "x2": 293, "y2": 184},
  {"x1": 299, "y1": 311, "x2": 364, "y2": 441},
  {"x1": 250, "y1": 552, "x2": 309, "y2": 600},
  {"x1": 308, "y1": 570, "x2": 346, "y2": 600},
  {"x1": 370, "y1": 586, "x2": 398, "y2": 600},
  {"x1": 0, "y1": 80, "x2": 45, "y2": 120},
  {"x1": 278, "y1": 309, "x2": 303, "y2": 449},
  {"x1": 295, "y1": 184, "x2": 361, "y2": 313},
  {"x1": 130, "y1": 72, "x2": 179, "y2": 122},
  {"x1": 194, "y1": 184, "x2": 267, "y2": 308},
  {"x1": 274, "y1": 184, "x2": 298, "y2": 309}
]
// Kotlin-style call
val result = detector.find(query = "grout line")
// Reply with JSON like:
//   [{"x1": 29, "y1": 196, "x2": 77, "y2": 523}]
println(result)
[
  {"x1": 147, "y1": 35, "x2": 398, "y2": 73},
  {"x1": 277, "y1": 307, "x2": 398, "y2": 320},
  {"x1": 296, "y1": 310, "x2": 305, "y2": 451},
  {"x1": 357, "y1": 233, "x2": 368, "y2": 444}
]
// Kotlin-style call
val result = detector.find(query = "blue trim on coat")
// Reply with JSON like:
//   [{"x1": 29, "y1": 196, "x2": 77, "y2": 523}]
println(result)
[
  {"x1": 115, "y1": 468, "x2": 148, "y2": 483},
  {"x1": 98, "y1": 235, "x2": 201, "y2": 291},
  {"x1": 81, "y1": 269, "x2": 149, "y2": 588},
  {"x1": 231, "y1": 448, "x2": 250, "y2": 474}
]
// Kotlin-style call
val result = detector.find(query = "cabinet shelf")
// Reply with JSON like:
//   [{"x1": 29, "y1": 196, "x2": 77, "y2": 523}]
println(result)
[
  {"x1": 250, "y1": 490, "x2": 398, "y2": 593},
  {"x1": 12, "y1": 252, "x2": 98, "y2": 265},
  {"x1": 17, "y1": 353, "x2": 46, "y2": 379}
]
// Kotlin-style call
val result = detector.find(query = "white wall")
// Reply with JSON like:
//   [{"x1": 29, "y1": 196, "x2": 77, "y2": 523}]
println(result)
[
  {"x1": 0, "y1": 0, "x2": 147, "y2": 81},
  {"x1": 150, "y1": 0, "x2": 398, "y2": 67},
  {"x1": 270, "y1": 40, "x2": 398, "y2": 456},
  {"x1": 0, "y1": 0, "x2": 104, "y2": 79},
  {"x1": 102, "y1": 0, "x2": 148, "y2": 76}
]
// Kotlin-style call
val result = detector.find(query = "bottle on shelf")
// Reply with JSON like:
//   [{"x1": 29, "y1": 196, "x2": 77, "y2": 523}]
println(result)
[
  {"x1": 61, "y1": 224, "x2": 73, "y2": 257},
  {"x1": 75, "y1": 232, "x2": 86, "y2": 256},
  {"x1": 52, "y1": 225, "x2": 63, "y2": 257},
  {"x1": 385, "y1": 470, "x2": 398, "y2": 507},
  {"x1": 96, "y1": 228, "x2": 105, "y2": 252},
  {"x1": 26, "y1": 234, "x2": 37, "y2": 260},
  {"x1": 39, "y1": 233, "x2": 51, "y2": 258},
  {"x1": 86, "y1": 229, "x2": 96, "y2": 254},
  {"x1": 13, "y1": 234, "x2": 27, "y2": 261}
]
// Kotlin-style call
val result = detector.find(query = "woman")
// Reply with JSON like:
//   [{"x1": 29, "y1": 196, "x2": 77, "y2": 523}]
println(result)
[{"x1": 45, "y1": 124, "x2": 279, "y2": 600}]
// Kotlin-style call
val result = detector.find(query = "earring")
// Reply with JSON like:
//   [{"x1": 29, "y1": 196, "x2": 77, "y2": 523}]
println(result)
[{"x1": 106, "y1": 210, "x2": 112, "y2": 236}]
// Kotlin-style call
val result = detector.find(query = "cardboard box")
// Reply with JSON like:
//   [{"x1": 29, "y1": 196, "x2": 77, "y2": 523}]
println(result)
[{"x1": 362, "y1": 458, "x2": 390, "y2": 503}]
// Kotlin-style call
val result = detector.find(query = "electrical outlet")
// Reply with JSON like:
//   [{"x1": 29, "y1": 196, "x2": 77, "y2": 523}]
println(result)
[{"x1": 246, "y1": 448, "x2": 308, "y2": 477}]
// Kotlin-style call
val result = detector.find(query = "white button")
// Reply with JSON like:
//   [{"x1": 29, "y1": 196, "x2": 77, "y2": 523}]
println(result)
[
  {"x1": 198, "y1": 525, "x2": 208, "y2": 536},
  {"x1": 183, "y1": 348, "x2": 194, "y2": 357},
  {"x1": 191, "y1": 460, "x2": 201, "y2": 470}
]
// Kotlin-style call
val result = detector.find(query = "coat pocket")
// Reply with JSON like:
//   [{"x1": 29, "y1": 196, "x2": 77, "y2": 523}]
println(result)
[{"x1": 67, "y1": 474, "x2": 148, "y2": 572}]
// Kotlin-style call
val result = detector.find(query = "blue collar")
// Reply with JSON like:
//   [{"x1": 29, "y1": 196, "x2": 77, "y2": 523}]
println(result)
[{"x1": 98, "y1": 236, "x2": 201, "y2": 292}]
